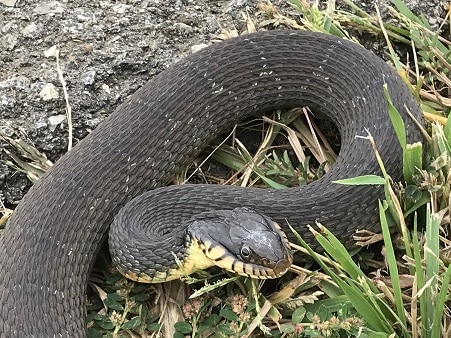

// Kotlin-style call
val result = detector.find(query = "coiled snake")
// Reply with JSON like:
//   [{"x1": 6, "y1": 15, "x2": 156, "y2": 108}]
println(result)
[{"x1": 0, "y1": 31, "x2": 422, "y2": 337}]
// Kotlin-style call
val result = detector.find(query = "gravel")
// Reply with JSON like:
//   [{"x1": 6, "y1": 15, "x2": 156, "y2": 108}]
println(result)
[{"x1": 0, "y1": 0, "x2": 448, "y2": 206}]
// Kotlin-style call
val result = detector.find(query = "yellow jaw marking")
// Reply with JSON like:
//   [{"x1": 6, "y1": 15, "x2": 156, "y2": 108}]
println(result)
[{"x1": 181, "y1": 238, "x2": 217, "y2": 273}]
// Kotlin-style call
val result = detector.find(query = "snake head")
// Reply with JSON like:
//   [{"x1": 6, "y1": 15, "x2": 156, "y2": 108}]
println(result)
[{"x1": 188, "y1": 207, "x2": 293, "y2": 279}]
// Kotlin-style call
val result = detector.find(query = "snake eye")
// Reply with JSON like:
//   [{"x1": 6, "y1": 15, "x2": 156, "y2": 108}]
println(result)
[{"x1": 241, "y1": 246, "x2": 251, "y2": 258}]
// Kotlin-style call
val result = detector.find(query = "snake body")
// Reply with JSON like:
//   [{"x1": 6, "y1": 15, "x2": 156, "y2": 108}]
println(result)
[{"x1": 0, "y1": 31, "x2": 422, "y2": 337}]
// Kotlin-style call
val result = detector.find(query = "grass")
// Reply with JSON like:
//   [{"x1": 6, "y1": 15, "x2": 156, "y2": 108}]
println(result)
[{"x1": 1, "y1": 0, "x2": 451, "y2": 337}]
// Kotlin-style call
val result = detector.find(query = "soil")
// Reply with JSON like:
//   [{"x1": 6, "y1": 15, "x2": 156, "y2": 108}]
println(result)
[{"x1": 0, "y1": 0, "x2": 448, "y2": 208}]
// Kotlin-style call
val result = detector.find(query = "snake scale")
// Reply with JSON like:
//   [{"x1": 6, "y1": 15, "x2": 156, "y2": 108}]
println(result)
[{"x1": 0, "y1": 31, "x2": 422, "y2": 337}]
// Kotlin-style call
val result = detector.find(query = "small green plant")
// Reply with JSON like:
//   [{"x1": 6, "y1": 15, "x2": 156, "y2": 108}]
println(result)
[{"x1": 85, "y1": 267, "x2": 161, "y2": 337}]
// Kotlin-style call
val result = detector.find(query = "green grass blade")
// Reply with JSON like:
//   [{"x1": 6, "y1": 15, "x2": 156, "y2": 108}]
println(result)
[
  {"x1": 425, "y1": 204, "x2": 441, "y2": 334},
  {"x1": 443, "y1": 117, "x2": 451, "y2": 149},
  {"x1": 333, "y1": 175, "x2": 385, "y2": 185},
  {"x1": 378, "y1": 200, "x2": 408, "y2": 332},
  {"x1": 403, "y1": 142, "x2": 423, "y2": 185},
  {"x1": 383, "y1": 84, "x2": 407, "y2": 150},
  {"x1": 311, "y1": 226, "x2": 377, "y2": 291},
  {"x1": 411, "y1": 214, "x2": 428, "y2": 337},
  {"x1": 291, "y1": 226, "x2": 395, "y2": 333},
  {"x1": 254, "y1": 171, "x2": 288, "y2": 189},
  {"x1": 211, "y1": 145, "x2": 248, "y2": 172},
  {"x1": 403, "y1": 192, "x2": 430, "y2": 217},
  {"x1": 189, "y1": 277, "x2": 240, "y2": 298},
  {"x1": 434, "y1": 125, "x2": 451, "y2": 156},
  {"x1": 431, "y1": 265, "x2": 451, "y2": 338},
  {"x1": 390, "y1": 0, "x2": 430, "y2": 27}
]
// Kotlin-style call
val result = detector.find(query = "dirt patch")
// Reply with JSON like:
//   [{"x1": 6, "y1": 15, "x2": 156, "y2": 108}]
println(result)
[{"x1": 0, "y1": 0, "x2": 448, "y2": 206}]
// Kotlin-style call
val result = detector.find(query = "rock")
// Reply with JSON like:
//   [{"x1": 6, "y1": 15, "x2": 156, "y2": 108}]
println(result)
[
  {"x1": 48, "y1": 114, "x2": 66, "y2": 131},
  {"x1": 80, "y1": 69, "x2": 96, "y2": 86},
  {"x1": 174, "y1": 22, "x2": 194, "y2": 34},
  {"x1": 44, "y1": 45, "x2": 59, "y2": 58},
  {"x1": 21, "y1": 23, "x2": 39, "y2": 38},
  {"x1": 0, "y1": 0, "x2": 17, "y2": 7},
  {"x1": 39, "y1": 83, "x2": 59, "y2": 101},
  {"x1": 205, "y1": 16, "x2": 220, "y2": 33},
  {"x1": 226, "y1": 0, "x2": 252, "y2": 13},
  {"x1": 33, "y1": 1, "x2": 65, "y2": 15},
  {"x1": 190, "y1": 43, "x2": 209, "y2": 53},
  {"x1": 2, "y1": 34, "x2": 18, "y2": 50},
  {"x1": 34, "y1": 116, "x2": 49, "y2": 130},
  {"x1": 112, "y1": 4, "x2": 131, "y2": 14}
]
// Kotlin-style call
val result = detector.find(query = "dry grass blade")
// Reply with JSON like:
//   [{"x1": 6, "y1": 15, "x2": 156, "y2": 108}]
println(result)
[
  {"x1": 44, "y1": 46, "x2": 73, "y2": 151},
  {"x1": 0, "y1": 133, "x2": 53, "y2": 182}
]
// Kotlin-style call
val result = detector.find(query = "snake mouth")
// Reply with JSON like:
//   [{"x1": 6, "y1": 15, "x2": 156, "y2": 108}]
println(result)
[
  {"x1": 272, "y1": 258, "x2": 292, "y2": 276},
  {"x1": 261, "y1": 249, "x2": 293, "y2": 278}
]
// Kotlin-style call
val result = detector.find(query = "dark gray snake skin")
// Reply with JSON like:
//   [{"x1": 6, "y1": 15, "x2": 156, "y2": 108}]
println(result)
[{"x1": 0, "y1": 31, "x2": 422, "y2": 337}]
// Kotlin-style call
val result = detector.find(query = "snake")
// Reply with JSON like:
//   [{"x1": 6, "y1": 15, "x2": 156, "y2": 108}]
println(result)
[{"x1": 0, "y1": 30, "x2": 422, "y2": 337}]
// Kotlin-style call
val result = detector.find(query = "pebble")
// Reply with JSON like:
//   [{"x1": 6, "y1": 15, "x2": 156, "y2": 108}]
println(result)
[
  {"x1": 112, "y1": 4, "x2": 131, "y2": 14},
  {"x1": 226, "y1": 0, "x2": 251, "y2": 13},
  {"x1": 48, "y1": 115, "x2": 66, "y2": 131},
  {"x1": 80, "y1": 69, "x2": 96, "y2": 86},
  {"x1": 33, "y1": 1, "x2": 65, "y2": 15},
  {"x1": 190, "y1": 43, "x2": 209, "y2": 53},
  {"x1": 39, "y1": 83, "x2": 59, "y2": 101},
  {"x1": 3, "y1": 34, "x2": 17, "y2": 50},
  {"x1": 0, "y1": 0, "x2": 16, "y2": 6},
  {"x1": 174, "y1": 22, "x2": 194, "y2": 34},
  {"x1": 85, "y1": 117, "x2": 103, "y2": 129},
  {"x1": 34, "y1": 116, "x2": 49, "y2": 130},
  {"x1": 205, "y1": 16, "x2": 220, "y2": 33},
  {"x1": 21, "y1": 23, "x2": 39, "y2": 38}
]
